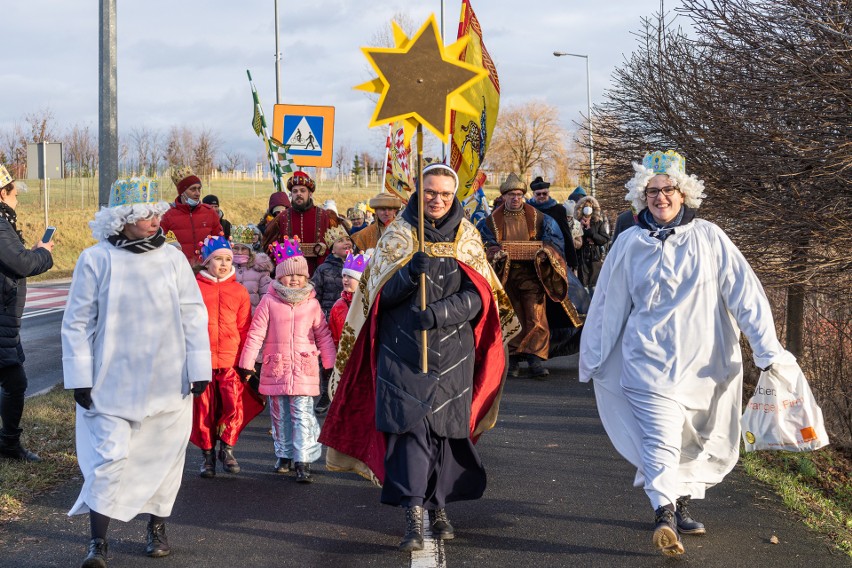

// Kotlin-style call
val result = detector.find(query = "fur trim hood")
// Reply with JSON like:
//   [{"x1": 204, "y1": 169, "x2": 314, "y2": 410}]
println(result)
[
  {"x1": 573, "y1": 196, "x2": 603, "y2": 223},
  {"x1": 250, "y1": 251, "x2": 273, "y2": 272}
]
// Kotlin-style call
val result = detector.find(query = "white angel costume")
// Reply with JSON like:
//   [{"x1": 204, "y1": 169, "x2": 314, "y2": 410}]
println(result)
[
  {"x1": 61, "y1": 179, "x2": 211, "y2": 522},
  {"x1": 579, "y1": 154, "x2": 786, "y2": 510}
]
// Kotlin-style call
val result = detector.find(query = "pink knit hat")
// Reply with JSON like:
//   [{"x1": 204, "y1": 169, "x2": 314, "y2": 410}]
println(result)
[{"x1": 270, "y1": 238, "x2": 309, "y2": 279}]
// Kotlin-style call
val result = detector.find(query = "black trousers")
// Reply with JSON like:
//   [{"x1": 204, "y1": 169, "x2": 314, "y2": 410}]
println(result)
[
  {"x1": 0, "y1": 363, "x2": 28, "y2": 438},
  {"x1": 381, "y1": 418, "x2": 486, "y2": 509}
]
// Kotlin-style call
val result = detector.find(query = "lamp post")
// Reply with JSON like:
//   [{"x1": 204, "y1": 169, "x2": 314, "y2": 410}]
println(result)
[{"x1": 553, "y1": 51, "x2": 595, "y2": 196}]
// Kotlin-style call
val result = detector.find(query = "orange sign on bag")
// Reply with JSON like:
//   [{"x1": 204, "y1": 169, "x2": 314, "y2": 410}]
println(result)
[
  {"x1": 272, "y1": 104, "x2": 335, "y2": 168},
  {"x1": 800, "y1": 426, "x2": 818, "y2": 442}
]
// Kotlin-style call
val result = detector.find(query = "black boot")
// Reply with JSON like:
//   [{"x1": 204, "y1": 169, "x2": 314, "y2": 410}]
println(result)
[
  {"x1": 295, "y1": 462, "x2": 313, "y2": 483},
  {"x1": 399, "y1": 506, "x2": 424, "y2": 552},
  {"x1": 218, "y1": 441, "x2": 240, "y2": 474},
  {"x1": 199, "y1": 449, "x2": 216, "y2": 478},
  {"x1": 675, "y1": 495, "x2": 706, "y2": 535},
  {"x1": 428, "y1": 508, "x2": 455, "y2": 540},
  {"x1": 508, "y1": 355, "x2": 521, "y2": 378},
  {"x1": 273, "y1": 457, "x2": 293, "y2": 473},
  {"x1": 527, "y1": 355, "x2": 550, "y2": 378},
  {"x1": 145, "y1": 520, "x2": 170, "y2": 558},
  {"x1": 652, "y1": 505, "x2": 684, "y2": 556},
  {"x1": 0, "y1": 432, "x2": 41, "y2": 462},
  {"x1": 81, "y1": 537, "x2": 108, "y2": 568}
]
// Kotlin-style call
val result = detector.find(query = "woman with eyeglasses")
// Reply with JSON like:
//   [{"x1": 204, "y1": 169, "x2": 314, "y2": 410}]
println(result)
[{"x1": 579, "y1": 150, "x2": 788, "y2": 556}]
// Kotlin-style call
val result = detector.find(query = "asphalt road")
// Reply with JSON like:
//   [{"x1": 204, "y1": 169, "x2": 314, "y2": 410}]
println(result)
[
  {"x1": 1, "y1": 356, "x2": 848, "y2": 568},
  {"x1": 20, "y1": 309, "x2": 64, "y2": 396}
]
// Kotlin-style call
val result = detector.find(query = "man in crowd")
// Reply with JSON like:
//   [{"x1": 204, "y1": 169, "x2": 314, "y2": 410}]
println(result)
[
  {"x1": 262, "y1": 172, "x2": 340, "y2": 275},
  {"x1": 527, "y1": 176, "x2": 578, "y2": 270},
  {"x1": 479, "y1": 173, "x2": 570, "y2": 378},
  {"x1": 161, "y1": 167, "x2": 222, "y2": 263},
  {"x1": 351, "y1": 192, "x2": 402, "y2": 252},
  {"x1": 202, "y1": 194, "x2": 232, "y2": 239}
]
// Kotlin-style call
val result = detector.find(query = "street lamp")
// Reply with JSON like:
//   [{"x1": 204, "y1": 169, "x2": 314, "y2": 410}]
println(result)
[{"x1": 553, "y1": 51, "x2": 595, "y2": 196}]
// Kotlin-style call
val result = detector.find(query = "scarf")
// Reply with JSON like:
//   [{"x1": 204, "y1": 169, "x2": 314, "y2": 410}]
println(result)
[
  {"x1": 271, "y1": 280, "x2": 314, "y2": 305},
  {"x1": 107, "y1": 228, "x2": 167, "y2": 253},
  {"x1": 0, "y1": 202, "x2": 23, "y2": 243},
  {"x1": 638, "y1": 206, "x2": 694, "y2": 242}
]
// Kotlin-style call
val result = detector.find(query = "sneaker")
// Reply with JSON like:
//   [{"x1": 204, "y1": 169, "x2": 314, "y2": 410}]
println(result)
[
  {"x1": 675, "y1": 495, "x2": 706, "y2": 535},
  {"x1": 81, "y1": 537, "x2": 108, "y2": 568},
  {"x1": 273, "y1": 457, "x2": 293, "y2": 474},
  {"x1": 145, "y1": 521, "x2": 170, "y2": 558},
  {"x1": 652, "y1": 506, "x2": 684, "y2": 556}
]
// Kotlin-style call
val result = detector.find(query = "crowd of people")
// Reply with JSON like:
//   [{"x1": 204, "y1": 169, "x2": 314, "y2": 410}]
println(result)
[{"x1": 0, "y1": 151, "x2": 793, "y2": 565}]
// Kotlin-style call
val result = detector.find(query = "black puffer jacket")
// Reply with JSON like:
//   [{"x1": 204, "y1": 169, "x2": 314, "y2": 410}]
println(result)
[
  {"x1": 310, "y1": 253, "x2": 344, "y2": 317},
  {"x1": 375, "y1": 195, "x2": 483, "y2": 439},
  {"x1": 0, "y1": 218, "x2": 53, "y2": 367}
]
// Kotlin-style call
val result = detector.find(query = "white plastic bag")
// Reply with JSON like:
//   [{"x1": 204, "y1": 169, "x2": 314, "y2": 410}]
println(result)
[{"x1": 741, "y1": 357, "x2": 829, "y2": 452}]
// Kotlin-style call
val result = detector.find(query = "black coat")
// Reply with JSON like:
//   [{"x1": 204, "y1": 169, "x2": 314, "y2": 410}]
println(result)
[
  {"x1": 0, "y1": 219, "x2": 53, "y2": 367},
  {"x1": 375, "y1": 195, "x2": 483, "y2": 439},
  {"x1": 310, "y1": 254, "x2": 344, "y2": 317}
]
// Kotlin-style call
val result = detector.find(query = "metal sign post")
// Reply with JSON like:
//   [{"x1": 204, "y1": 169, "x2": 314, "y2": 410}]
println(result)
[{"x1": 26, "y1": 142, "x2": 64, "y2": 228}]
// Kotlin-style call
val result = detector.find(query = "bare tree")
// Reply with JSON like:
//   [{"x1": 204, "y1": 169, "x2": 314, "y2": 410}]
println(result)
[
  {"x1": 222, "y1": 151, "x2": 247, "y2": 173},
  {"x1": 24, "y1": 107, "x2": 60, "y2": 143},
  {"x1": 191, "y1": 127, "x2": 222, "y2": 180},
  {"x1": 163, "y1": 126, "x2": 194, "y2": 170},
  {"x1": 334, "y1": 142, "x2": 351, "y2": 179},
  {"x1": 66, "y1": 123, "x2": 97, "y2": 178},
  {"x1": 0, "y1": 123, "x2": 26, "y2": 178},
  {"x1": 487, "y1": 100, "x2": 568, "y2": 178},
  {"x1": 128, "y1": 127, "x2": 161, "y2": 177}
]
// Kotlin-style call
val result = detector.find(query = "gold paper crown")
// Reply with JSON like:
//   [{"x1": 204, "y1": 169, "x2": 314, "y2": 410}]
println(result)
[
  {"x1": 231, "y1": 225, "x2": 256, "y2": 245},
  {"x1": 0, "y1": 164, "x2": 12, "y2": 187},
  {"x1": 170, "y1": 165, "x2": 195, "y2": 187},
  {"x1": 323, "y1": 225, "x2": 350, "y2": 248}
]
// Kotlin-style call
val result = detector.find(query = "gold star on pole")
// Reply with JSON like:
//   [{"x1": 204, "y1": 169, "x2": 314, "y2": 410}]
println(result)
[{"x1": 355, "y1": 14, "x2": 489, "y2": 145}]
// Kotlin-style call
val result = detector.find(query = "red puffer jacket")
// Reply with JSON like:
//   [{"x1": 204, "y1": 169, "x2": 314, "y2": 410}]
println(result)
[
  {"x1": 196, "y1": 270, "x2": 251, "y2": 369},
  {"x1": 161, "y1": 199, "x2": 223, "y2": 263},
  {"x1": 328, "y1": 291, "x2": 353, "y2": 348}
]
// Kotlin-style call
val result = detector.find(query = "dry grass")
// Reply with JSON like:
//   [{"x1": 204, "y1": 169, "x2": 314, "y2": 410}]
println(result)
[{"x1": 0, "y1": 386, "x2": 78, "y2": 524}]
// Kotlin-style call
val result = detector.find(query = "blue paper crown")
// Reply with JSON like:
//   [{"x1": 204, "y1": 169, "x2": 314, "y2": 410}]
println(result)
[
  {"x1": 109, "y1": 176, "x2": 161, "y2": 207},
  {"x1": 642, "y1": 150, "x2": 686, "y2": 175},
  {"x1": 200, "y1": 235, "x2": 232, "y2": 262}
]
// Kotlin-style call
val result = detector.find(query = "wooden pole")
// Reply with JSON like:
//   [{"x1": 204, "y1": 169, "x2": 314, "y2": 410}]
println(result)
[{"x1": 417, "y1": 124, "x2": 428, "y2": 374}]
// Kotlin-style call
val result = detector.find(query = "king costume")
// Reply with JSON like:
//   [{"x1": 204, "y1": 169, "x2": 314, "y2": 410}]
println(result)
[
  {"x1": 319, "y1": 186, "x2": 519, "y2": 519},
  {"x1": 61, "y1": 177, "x2": 212, "y2": 564}
]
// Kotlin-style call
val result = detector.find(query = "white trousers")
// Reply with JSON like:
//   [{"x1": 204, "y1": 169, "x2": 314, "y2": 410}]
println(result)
[{"x1": 268, "y1": 395, "x2": 321, "y2": 463}]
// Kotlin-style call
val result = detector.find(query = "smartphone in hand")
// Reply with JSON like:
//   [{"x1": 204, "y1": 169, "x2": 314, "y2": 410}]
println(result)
[{"x1": 41, "y1": 226, "x2": 57, "y2": 243}]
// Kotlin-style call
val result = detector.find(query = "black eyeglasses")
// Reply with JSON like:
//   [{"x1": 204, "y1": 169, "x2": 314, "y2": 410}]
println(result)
[
  {"x1": 424, "y1": 190, "x2": 455, "y2": 202},
  {"x1": 645, "y1": 186, "x2": 678, "y2": 198}
]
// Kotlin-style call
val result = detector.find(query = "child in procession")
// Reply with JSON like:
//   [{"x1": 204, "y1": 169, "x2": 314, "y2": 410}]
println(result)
[
  {"x1": 238, "y1": 238, "x2": 336, "y2": 483},
  {"x1": 328, "y1": 252, "x2": 370, "y2": 348},
  {"x1": 230, "y1": 225, "x2": 273, "y2": 313},
  {"x1": 190, "y1": 236, "x2": 263, "y2": 479}
]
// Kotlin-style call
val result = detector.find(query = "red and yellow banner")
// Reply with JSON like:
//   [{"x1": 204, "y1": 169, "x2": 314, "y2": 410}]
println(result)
[
  {"x1": 384, "y1": 122, "x2": 414, "y2": 204},
  {"x1": 450, "y1": 0, "x2": 500, "y2": 202}
]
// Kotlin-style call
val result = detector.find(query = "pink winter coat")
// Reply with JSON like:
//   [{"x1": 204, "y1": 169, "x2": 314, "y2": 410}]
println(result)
[
  {"x1": 239, "y1": 286, "x2": 336, "y2": 396},
  {"x1": 234, "y1": 252, "x2": 273, "y2": 312}
]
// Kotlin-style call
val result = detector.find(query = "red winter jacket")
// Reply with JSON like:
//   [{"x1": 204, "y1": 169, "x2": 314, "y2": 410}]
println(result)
[
  {"x1": 161, "y1": 199, "x2": 223, "y2": 263},
  {"x1": 196, "y1": 270, "x2": 251, "y2": 369},
  {"x1": 329, "y1": 291, "x2": 353, "y2": 348}
]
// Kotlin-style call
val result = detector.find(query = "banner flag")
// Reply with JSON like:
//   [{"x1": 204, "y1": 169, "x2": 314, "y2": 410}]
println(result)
[
  {"x1": 247, "y1": 70, "x2": 284, "y2": 191},
  {"x1": 461, "y1": 176, "x2": 491, "y2": 227},
  {"x1": 449, "y1": 0, "x2": 500, "y2": 202},
  {"x1": 384, "y1": 121, "x2": 415, "y2": 203}
]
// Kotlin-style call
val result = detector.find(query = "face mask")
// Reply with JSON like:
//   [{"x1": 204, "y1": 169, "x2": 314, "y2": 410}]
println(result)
[
  {"x1": 233, "y1": 254, "x2": 249, "y2": 265},
  {"x1": 185, "y1": 197, "x2": 199, "y2": 207},
  {"x1": 582, "y1": 206, "x2": 593, "y2": 216}
]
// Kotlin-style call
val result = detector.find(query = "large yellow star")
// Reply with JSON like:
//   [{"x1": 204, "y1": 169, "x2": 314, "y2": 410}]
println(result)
[{"x1": 355, "y1": 15, "x2": 489, "y2": 145}]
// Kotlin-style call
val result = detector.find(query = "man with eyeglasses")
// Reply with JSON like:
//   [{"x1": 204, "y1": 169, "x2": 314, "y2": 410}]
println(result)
[
  {"x1": 528, "y1": 176, "x2": 578, "y2": 270},
  {"x1": 261, "y1": 172, "x2": 340, "y2": 275},
  {"x1": 320, "y1": 163, "x2": 517, "y2": 552},
  {"x1": 479, "y1": 173, "x2": 571, "y2": 378}
]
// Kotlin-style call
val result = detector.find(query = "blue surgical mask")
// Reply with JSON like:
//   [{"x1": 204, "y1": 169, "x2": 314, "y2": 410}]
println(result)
[{"x1": 185, "y1": 197, "x2": 199, "y2": 207}]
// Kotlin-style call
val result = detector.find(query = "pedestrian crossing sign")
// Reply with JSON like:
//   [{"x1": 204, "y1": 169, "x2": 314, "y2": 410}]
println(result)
[{"x1": 272, "y1": 104, "x2": 335, "y2": 168}]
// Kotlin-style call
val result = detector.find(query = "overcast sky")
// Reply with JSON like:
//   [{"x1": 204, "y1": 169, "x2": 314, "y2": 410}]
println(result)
[{"x1": 3, "y1": 0, "x2": 677, "y2": 167}]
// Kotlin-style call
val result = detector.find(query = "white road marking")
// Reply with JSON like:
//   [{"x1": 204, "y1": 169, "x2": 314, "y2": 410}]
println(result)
[{"x1": 410, "y1": 509, "x2": 446, "y2": 568}]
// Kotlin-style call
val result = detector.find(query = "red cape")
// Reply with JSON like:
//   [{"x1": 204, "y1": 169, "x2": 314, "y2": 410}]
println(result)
[{"x1": 318, "y1": 263, "x2": 506, "y2": 484}]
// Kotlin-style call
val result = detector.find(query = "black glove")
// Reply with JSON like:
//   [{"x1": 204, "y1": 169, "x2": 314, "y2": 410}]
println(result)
[
  {"x1": 190, "y1": 381, "x2": 208, "y2": 396},
  {"x1": 758, "y1": 365, "x2": 773, "y2": 373},
  {"x1": 408, "y1": 251, "x2": 430, "y2": 276},
  {"x1": 411, "y1": 306, "x2": 436, "y2": 331},
  {"x1": 322, "y1": 368, "x2": 333, "y2": 378},
  {"x1": 74, "y1": 388, "x2": 93, "y2": 410},
  {"x1": 236, "y1": 367, "x2": 256, "y2": 382}
]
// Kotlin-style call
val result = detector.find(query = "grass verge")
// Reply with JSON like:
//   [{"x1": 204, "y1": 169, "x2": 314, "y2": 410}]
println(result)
[
  {"x1": 740, "y1": 447, "x2": 852, "y2": 557},
  {"x1": 0, "y1": 386, "x2": 77, "y2": 524}
]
